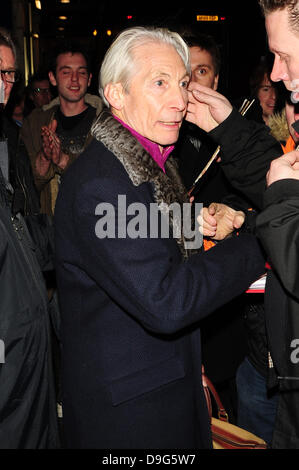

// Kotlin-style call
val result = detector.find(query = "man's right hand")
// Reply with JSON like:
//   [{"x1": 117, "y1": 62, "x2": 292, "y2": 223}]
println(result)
[
  {"x1": 198, "y1": 202, "x2": 245, "y2": 240},
  {"x1": 41, "y1": 119, "x2": 63, "y2": 162},
  {"x1": 266, "y1": 150, "x2": 299, "y2": 186}
]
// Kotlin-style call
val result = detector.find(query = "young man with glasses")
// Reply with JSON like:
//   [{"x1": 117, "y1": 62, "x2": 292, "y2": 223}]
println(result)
[
  {"x1": 0, "y1": 30, "x2": 40, "y2": 215},
  {"x1": 26, "y1": 71, "x2": 52, "y2": 110},
  {"x1": 0, "y1": 35, "x2": 18, "y2": 106}
]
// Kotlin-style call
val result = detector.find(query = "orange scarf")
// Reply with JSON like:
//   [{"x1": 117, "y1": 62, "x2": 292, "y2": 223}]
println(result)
[{"x1": 281, "y1": 135, "x2": 296, "y2": 154}]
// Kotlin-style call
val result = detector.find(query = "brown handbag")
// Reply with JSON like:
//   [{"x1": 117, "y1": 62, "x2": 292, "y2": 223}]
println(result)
[{"x1": 202, "y1": 371, "x2": 267, "y2": 449}]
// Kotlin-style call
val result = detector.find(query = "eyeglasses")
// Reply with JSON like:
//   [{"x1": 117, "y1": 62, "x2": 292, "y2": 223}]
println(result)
[
  {"x1": 33, "y1": 87, "x2": 51, "y2": 94},
  {"x1": 0, "y1": 70, "x2": 20, "y2": 83}
]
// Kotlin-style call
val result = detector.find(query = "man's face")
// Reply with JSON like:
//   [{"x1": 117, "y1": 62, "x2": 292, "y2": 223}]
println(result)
[
  {"x1": 109, "y1": 43, "x2": 189, "y2": 148},
  {"x1": 189, "y1": 46, "x2": 219, "y2": 90},
  {"x1": 49, "y1": 52, "x2": 91, "y2": 104},
  {"x1": 266, "y1": 8, "x2": 299, "y2": 99},
  {"x1": 0, "y1": 45, "x2": 15, "y2": 106},
  {"x1": 31, "y1": 79, "x2": 51, "y2": 107},
  {"x1": 257, "y1": 73, "x2": 277, "y2": 119}
]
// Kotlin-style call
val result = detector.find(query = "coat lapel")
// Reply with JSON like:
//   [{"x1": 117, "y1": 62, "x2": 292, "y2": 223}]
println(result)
[{"x1": 91, "y1": 109, "x2": 197, "y2": 258}]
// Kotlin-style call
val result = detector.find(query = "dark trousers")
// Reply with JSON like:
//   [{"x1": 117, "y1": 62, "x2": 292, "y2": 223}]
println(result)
[{"x1": 236, "y1": 357, "x2": 279, "y2": 446}]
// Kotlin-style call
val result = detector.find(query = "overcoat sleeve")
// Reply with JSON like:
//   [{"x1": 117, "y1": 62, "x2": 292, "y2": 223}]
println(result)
[
  {"x1": 256, "y1": 179, "x2": 299, "y2": 300},
  {"x1": 209, "y1": 109, "x2": 283, "y2": 210}
]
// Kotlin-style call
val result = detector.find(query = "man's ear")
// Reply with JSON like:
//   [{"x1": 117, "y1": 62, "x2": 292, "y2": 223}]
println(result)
[
  {"x1": 104, "y1": 83, "x2": 125, "y2": 110},
  {"x1": 88, "y1": 73, "x2": 92, "y2": 88},
  {"x1": 213, "y1": 74, "x2": 219, "y2": 91},
  {"x1": 49, "y1": 71, "x2": 57, "y2": 87}
]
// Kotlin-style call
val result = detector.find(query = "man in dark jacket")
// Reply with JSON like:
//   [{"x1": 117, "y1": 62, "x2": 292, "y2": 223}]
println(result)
[
  {"x1": 174, "y1": 32, "x2": 225, "y2": 203},
  {"x1": 174, "y1": 31, "x2": 256, "y2": 424},
  {"x1": 54, "y1": 26, "x2": 270, "y2": 449},
  {"x1": 255, "y1": 0, "x2": 299, "y2": 449},
  {"x1": 0, "y1": 28, "x2": 59, "y2": 448},
  {"x1": 185, "y1": 0, "x2": 299, "y2": 446}
]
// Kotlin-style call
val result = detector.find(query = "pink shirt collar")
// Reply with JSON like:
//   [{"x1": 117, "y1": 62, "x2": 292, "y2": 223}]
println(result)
[{"x1": 114, "y1": 115, "x2": 174, "y2": 173}]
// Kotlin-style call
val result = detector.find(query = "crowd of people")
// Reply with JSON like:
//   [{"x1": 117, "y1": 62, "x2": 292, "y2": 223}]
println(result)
[{"x1": 1, "y1": 0, "x2": 299, "y2": 450}]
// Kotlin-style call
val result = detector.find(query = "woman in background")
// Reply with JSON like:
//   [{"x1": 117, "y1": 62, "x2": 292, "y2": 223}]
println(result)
[{"x1": 249, "y1": 61, "x2": 282, "y2": 126}]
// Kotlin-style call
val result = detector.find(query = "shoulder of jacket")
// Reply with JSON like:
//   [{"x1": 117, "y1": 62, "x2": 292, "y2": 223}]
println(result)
[
  {"x1": 84, "y1": 93, "x2": 104, "y2": 115},
  {"x1": 42, "y1": 96, "x2": 60, "y2": 111},
  {"x1": 22, "y1": 105, "x2": 57, "y2": 130}
]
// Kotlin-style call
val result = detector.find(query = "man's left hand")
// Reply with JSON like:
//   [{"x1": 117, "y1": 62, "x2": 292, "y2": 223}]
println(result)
[{"x1": 266, "y1": 150, "x2": 299, "y2": 186}]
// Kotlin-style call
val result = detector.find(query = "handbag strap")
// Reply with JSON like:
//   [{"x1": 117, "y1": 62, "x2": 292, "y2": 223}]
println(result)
[{"x1": 202, "y1": 371, "x2": 229, "y2": 422}]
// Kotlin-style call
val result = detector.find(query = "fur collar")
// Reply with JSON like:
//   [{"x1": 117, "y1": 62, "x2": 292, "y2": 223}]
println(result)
[
  {"x1": 91, "y1": 109, "x2": 197, "y2": 258},
  {"x1": 268, "y1": 108, "x2": 289, "y2": 143}
]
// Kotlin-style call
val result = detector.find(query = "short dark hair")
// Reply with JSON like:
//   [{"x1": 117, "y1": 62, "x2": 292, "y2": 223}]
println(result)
[
  {"x1": 259, "y1": 0, "x2": 299, "y2": 31},
  {"x1": 0, "y1": 27, "x2": 17, "y2": 63},
  {"x1": 181, "y1": 32, "x2": 221, "y2": 76},
  {"x1": 27, "y1": 70, "x2": 50, "y2": 92},
  {"x1": 249, "y1": 59, "x2": 286, "y2": 113},
  {"x1": 249, "y1": 61, "x2": 273, "y2": 96},
  {"x1": 49, "y1": 41, "x2": 91, "y2": 76}
]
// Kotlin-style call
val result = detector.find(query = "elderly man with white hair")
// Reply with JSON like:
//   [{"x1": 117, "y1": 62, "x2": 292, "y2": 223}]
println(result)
[{"x1": 54, "y1": 26, "x2": 269, "y2": 449}]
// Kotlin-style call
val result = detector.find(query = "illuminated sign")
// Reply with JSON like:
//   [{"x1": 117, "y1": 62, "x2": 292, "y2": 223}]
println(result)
[{"x1": 196, "y1": 15, "x2": 219, "y2": 22}]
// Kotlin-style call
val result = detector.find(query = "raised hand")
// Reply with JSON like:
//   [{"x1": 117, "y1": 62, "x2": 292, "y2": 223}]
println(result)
[
  {"x1": 40, "y1": 119, "x2": 69, "y2": 168},
  {"x1": 41, "y1": 119, "x2": 61, "y2": 163}
]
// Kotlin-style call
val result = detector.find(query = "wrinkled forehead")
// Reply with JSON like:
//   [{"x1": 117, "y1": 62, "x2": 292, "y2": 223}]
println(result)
[{"x1": 132, "y1": 42, "x2": 189, "y2": 77}]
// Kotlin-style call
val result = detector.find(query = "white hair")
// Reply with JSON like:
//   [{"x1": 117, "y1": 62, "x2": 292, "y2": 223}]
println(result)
[{"x1": 99, "y1": 26, "x2": 191, "y2": 107}]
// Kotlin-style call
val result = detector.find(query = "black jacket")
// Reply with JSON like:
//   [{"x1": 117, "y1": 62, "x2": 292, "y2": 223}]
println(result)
[
  {"x1": 0, "y1": 172, "x2": 59, "y2": 448},
  {"x1": 210, "y1": 109, "x2": 282, "y2": 209},
  {"x1": 256, "y1": 180, "x2": 299, "y2": 449},
  {"x1": 174, "y1": 120, "x2": 254, "y2": 387},
  {"x1": 0, "y1": 112, "x2": 59, "y2": 448},
  {"x1": 174, "y1": 121, "x2": 253, "y2": 210},
  {"x1": 211, "y1": 108, "x2": 299, "y2": 448},
  {"x1": 2, "y1": 115, "x2": 54, "y2": 272},
  {"x1": 2, "y1": 115, "x2": 40, "y2": 216}
]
